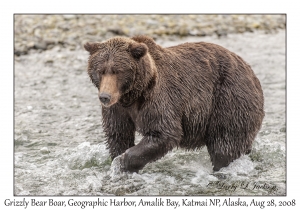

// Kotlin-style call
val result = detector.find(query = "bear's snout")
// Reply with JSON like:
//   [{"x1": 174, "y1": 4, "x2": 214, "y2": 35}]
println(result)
[
  {"x1": 99, "y1": 93, "x2": 111, "y2": 105},
  {"x1": 99, "y1": 74, "x2": 120, "y2": 107}
]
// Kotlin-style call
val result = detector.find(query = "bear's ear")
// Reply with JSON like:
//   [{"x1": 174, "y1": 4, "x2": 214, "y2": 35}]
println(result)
[
  {"x1": 129, "y1": 42, "x2": 148, "y2": 59},
  {"x1": 84, "y1": 42, "x2": 100, "y2": 55}
]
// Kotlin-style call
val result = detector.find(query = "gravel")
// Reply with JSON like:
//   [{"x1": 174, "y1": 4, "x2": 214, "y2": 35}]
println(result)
[{"x1": 14, "y1": 14, "x2": 285, "y2": 56}]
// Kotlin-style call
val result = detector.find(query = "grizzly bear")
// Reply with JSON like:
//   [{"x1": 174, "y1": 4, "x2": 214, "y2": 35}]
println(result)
[{"x1": 84, "y1": 35, "x2": 264, "y2": 173}]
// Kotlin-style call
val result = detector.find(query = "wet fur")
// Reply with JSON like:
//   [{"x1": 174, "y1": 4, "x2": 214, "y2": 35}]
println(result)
[{"x1": 85, "y1": 35, "x2": 264, "y2": 172}]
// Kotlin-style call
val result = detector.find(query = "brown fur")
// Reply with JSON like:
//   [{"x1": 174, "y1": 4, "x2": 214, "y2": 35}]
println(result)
[{"x1": 84, "y1": 35, "x2": 264, "y2": 172}]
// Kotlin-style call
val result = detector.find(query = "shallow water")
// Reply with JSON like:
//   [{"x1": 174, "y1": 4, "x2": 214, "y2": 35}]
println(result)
[{"x1": 14, "y1": 30, "x2": 286, "y2": 196}]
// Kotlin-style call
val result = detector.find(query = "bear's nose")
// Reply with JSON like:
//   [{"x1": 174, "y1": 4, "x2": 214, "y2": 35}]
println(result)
[{"x1": 99, "y1": 93, "x2": 111, "y2": 105}]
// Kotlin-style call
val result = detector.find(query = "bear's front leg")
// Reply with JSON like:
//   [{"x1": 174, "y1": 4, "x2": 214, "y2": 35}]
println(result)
[
  {"x1": 120, "y1": 133, "x2": 179, "y2": 173},
  {"x1": 102, "y1": 105, "x2": 136, "y2": 160}
]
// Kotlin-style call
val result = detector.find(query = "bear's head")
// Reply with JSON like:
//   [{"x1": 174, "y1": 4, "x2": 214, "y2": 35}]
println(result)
[{"x1": 84, "y1": 37, "x2": 157, "y2": 107}]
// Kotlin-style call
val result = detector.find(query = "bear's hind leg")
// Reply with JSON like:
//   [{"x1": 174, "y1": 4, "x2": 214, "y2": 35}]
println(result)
[
  {"x1": 205, "y1": 107, "x2": 256, "y2": 171},
  {"x1": 205, "y1": 113, "x2": 258, "y2": 172},
  {"x1": 205, "y1": 82, "x2": 263, "y2": 171},
  {"x1": 206, "y1": 139, "x2": 237, "y2": 172}
]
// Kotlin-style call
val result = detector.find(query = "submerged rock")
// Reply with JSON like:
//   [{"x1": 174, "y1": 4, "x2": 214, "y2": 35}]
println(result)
[
  {"x1": 40, "y1": 147, "x2": 50, "y2": 154},
  {"x1": 110, "y1": 154, "x2": 125, "y2": 178}
]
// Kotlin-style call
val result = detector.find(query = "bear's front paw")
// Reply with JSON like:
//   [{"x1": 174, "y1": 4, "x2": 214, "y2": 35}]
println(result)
[{"x1": 122, "y1": 148, "x2": 146, "y2": 173}]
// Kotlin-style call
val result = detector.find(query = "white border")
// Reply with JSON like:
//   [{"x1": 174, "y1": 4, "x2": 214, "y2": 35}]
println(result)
[{"x1": 2, "y1": 0, "x2": 299, "y2": 209}]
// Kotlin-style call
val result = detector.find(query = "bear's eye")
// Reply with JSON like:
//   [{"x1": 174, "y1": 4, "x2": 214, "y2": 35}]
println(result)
[
  {"x1": 95, "y1": 68, "x2": 105, "y2": 75},
  {"x1": 111, "y1": 69, "x2": 119, "y2": 74},
  {"x1": 111, "y1": 67, "x2": 123, "y2": 75}
]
